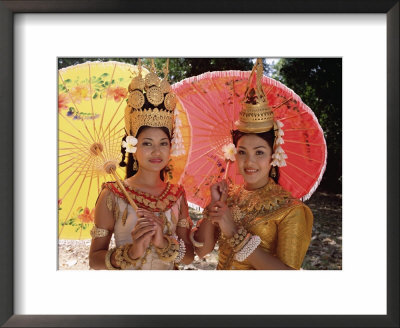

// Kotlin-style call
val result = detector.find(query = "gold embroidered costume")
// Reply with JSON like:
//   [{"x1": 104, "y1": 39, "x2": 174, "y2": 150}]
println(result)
[
  {"x1": 216, "y1": 178, "x2": 313, "y2": 270},
  {"x1": 98, "y1": 181, "x2": 192, "y2": 270},
  {"x1": 90, "y1": 59, "x2": 192, "y2": 270}
]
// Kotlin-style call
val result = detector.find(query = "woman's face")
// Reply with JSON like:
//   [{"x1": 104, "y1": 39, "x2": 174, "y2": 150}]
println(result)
[
  {"x1": 135, "y1": 127, "x2": 170, "y2": 173},
  {"x1": 236, "y1": 134, "x2": 273, "y2": 190}
]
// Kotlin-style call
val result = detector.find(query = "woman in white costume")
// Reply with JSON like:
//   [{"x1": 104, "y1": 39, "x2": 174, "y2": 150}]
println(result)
[{"x1": 89, "y1": 60, "x2": 194, "y2": 270}]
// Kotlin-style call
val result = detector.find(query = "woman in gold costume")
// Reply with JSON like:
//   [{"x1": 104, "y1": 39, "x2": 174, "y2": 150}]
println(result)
[
  {"x1": 193, "y1": 59, "x2": 313, "y2": 270},
  {"x1": 89, "y1": 60, "x2": 194, "y2": 270}
]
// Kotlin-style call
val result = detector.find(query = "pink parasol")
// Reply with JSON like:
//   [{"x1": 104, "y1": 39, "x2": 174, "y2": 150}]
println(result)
[{"x1": 172, "y1": 70, "x2": 327, "y2": 208}]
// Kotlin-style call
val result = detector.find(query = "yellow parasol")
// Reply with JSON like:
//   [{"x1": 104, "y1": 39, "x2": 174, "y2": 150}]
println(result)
[{"x1": 58, "y1": 61, "x2": 190, "y2": 239}]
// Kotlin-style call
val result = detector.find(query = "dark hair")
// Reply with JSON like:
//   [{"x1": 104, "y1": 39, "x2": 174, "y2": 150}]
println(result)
[
  {"x1": 231, "y1": 129, "x2": 279, "y2": 183},
  {"x1": 119, "y1": 126, "x2": 171, "y2": 180}
]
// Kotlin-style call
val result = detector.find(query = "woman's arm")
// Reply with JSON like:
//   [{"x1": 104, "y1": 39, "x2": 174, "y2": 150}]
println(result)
[
  {"x1": 193, "y1": 215, "x2": 218, "y2": 258},
  {"x1": 244, "y1": 248, "x2": 294, "y2": 270},
  {"x1": 194, "y1": 180, "x2": 228, "y2": 258},
  {"x1": 240, "y1": 206, "x2": 312, "y2": 270},
  {"x1": 89, "y1": 189, "x2": 116, "y2": 269},
  {"x1": 175, "y1": 193, "x2": 195, "y2": 265}
]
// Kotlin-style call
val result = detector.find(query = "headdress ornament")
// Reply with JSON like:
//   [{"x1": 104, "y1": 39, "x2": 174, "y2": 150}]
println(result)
[
  {"x1": 124, "y1": 59, "x2": 184, "y2": 156},
  {"x1": 125, "y1": 59, "x2": 176, "y2": 137},
  {"x1": 235, "y1": 58, "x2": 287, "y2": 167}
]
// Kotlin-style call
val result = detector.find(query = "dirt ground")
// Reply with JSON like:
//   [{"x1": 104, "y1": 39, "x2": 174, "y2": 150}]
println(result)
[{"x1": 59, "y1": 191, "x2": 342, "y2": 270}]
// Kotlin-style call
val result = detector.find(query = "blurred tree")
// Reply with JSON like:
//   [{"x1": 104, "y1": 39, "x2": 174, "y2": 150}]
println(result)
[
  {"x1": 59, "y1": 58, "x2": 253, "y2": 83},
  {"x1": 142, "y1": 58, "x2": 253, "y2": 83},
  {"x1": 58, "y1": 58, "x2": 137, "y2": 69},
  {"x1": 274, "y1": 58, "x2": 342, "y2": 193}
]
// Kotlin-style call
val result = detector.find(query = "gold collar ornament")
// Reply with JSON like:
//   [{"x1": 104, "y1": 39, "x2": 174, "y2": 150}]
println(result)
[
  {"x1": 235, "y1": 58, "x2": 287, "y2": 167},
  {"x1": 227, "y1": 178, "x2": 294, "y2": 226}
]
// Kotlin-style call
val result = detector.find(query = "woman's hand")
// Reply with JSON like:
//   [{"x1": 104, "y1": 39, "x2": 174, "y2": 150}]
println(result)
[
  {"x1": 208, "y1": 200, "x2": 237, "y2": 238},
  {"x1": 210, "y1": 180, "x2": 228, "y2": 202},
  {"x1": 136, "y1": 209, "x2": 167, "y2": 249},
  {"x1": 129, "y1": 215, "x2": 156, "y2": 259}
]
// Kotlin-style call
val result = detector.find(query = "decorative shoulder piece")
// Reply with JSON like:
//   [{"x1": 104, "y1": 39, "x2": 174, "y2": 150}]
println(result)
[{"x1": 90, "y1": 225, "x2": 110, "y2": 239}]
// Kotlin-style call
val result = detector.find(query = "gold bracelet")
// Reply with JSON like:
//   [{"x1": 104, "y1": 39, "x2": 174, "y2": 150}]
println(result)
[
  {"x1": 114, "y1": 246, "x2": 127, "y2": 269},
  {"x1": 105, "y1": 247, "x2": 120, "y2": 270},
  {"x1": 123, "y1": 244, "x2": 139, "y2": 266},
  {"x1": 227, "y1": 226, "x2": 248, "y2": 249},
  {"x1": 233, "y1": 233, "x2": 252, "y2": 253},
  {"x1": 189, "y1": 227, "x2": 204, "y2": 248},
  {"x1": 160, "y1": 243, "x2": 179, "y2": 262},
  {"x1": 156, "y1": 235, "x2": 179, "y2": 262},
  {"x1": 155, "y1": 235, "x2": 171, "y2": 253}
]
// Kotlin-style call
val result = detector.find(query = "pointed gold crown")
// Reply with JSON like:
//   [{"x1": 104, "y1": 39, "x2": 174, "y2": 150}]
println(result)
[
  {"x1": 125, "y1": 59, "x2": 176, "y2": 137},
  {"x1": 235, "y1": 58, "x2": 275, "y2": 133}
]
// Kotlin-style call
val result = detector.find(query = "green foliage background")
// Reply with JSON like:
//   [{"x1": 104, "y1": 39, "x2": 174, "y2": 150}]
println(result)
[{"x1": 58, "y1": 57, "x2": 341, "y2": 194}]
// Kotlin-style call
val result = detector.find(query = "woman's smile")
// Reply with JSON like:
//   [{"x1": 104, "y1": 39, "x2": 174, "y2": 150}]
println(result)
[
  {"x1": 243, "y1": 167, "x2": 259, "y2": 175},
  {"x1": 149, "y1": 158, "x2": 163, "y2": 164}
]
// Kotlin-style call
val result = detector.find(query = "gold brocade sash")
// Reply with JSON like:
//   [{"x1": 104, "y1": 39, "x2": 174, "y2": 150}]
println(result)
[{"x1": 217, "y1": 179, "x2": 300, "y2": 270}]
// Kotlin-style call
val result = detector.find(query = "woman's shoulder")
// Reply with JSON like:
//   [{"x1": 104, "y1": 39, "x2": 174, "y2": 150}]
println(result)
[{"x1": 169, "y1": 183, "x2": 185, "y2": 196}]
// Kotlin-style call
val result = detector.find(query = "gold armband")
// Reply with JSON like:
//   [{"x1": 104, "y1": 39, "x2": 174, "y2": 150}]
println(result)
[
  {"x1": 177, "y1": 217, "x2": 190, "y2": 229},
  {"x1": 90, "y1": 225, "x2": 110, "y2": 239}
]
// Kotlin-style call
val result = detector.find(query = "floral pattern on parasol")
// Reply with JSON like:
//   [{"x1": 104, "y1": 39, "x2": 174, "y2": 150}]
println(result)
[
  {"x1": 173, "y1": 70, "x2": 327, "y2": 208},
  {"x1": 58, "y1": 61, "x2": 190, "y2": 239}
]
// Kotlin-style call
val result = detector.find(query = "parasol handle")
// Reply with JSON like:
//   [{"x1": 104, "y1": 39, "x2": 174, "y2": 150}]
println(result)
[
  {"x1": 91, "y1": 143, "x2": 139, "y2": 211},
  {"x1": 109, "y1": 168, "x2": 139, "y2": 211},
  {"x1": 219, "y1": 161, "x2": 230, "y2": 201},
  {"x1": 223, "y1": 161, "x2": 230, "y2": 180}
]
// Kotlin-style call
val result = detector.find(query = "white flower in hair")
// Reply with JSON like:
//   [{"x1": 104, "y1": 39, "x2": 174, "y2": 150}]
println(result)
[
  {"x1": 122, "y1": 136, "x2": 138, "y2": 153},
  {"x1": 276, "y1": 120, "x2": 284, "y2": 129},
  {"x1": 271, "y1": 120, "x2": 287, "y2": 167},
  {"x1": 222, "y1": 143, "x2": 237, "y2": 162},
  {"x1": 171, "y1": 109, "x2": 185, "y2": 157}
]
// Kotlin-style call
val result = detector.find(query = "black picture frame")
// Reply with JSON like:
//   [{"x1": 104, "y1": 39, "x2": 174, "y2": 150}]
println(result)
[{"x1": 1, "y1": 1, "x2": 398, "y2": 327}]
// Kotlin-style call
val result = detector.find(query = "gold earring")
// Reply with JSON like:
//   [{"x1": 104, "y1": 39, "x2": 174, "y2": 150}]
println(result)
[
  {"x1": 133, "y1": 158, "x2": 138, "y2": 171},
  {"x1": 270, "y1": 166, "x2": 277, "y2": 178}
]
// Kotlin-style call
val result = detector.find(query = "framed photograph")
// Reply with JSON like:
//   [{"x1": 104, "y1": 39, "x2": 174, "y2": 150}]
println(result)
[{"x1": 1, "y1": 1, "x2": 398, "y2": 327}]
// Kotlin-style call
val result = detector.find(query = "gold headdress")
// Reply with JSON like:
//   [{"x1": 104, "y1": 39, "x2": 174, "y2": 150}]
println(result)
[
  {"x1": 235, "y1": 58, "x2": 274, "y2": 133},
  {"x1": 124, "y1": 59, "x2": 177, "y2": 138},
  {"x1": 235, "y1": 58, "x2": 287, "y2": 167}
]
